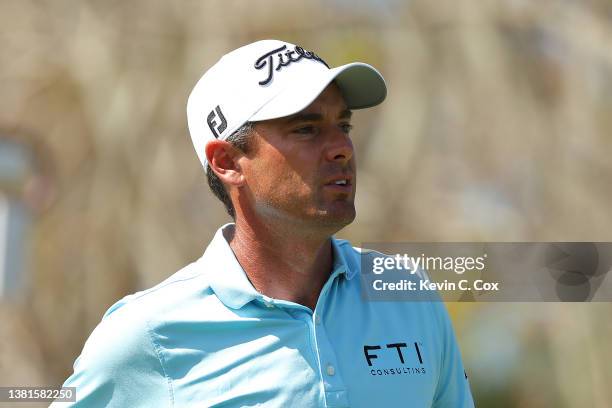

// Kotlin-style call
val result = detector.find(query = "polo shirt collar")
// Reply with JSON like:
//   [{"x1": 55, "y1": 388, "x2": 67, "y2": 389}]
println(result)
[
  {"x1": 202, "y1": 223, "x2": 259, "y2": 309},
  {"x1": 202, "y1": 223, "x2": 353, "y2": 310}
]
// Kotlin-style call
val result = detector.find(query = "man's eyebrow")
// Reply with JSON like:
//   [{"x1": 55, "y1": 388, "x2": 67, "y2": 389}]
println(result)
[
  {"x1": 284, "y1": 113, "x2": 323, "y2": 124},
  {"x1": 339, "y1": 109, "x2": 353, "y2": 120},
  {"x1": 284, "y1": 109, "x2": 353, "y2": 124}
]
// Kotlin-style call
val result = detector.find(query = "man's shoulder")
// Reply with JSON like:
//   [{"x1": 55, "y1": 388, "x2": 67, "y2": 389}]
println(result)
[
  {"x1": 333, "y1": 238, "x2": 388, "y2": 257},
  {"x1": 72, "y1": 260, "x2": 217, "y2": 367},
  {"x1": 335, "y1": 239, "x2": 432, "y2": 277},
  {"x1": 91, "y1": 256, "x2": 229, "y2": 346},
  {"x1": 102, "y1": 260, "x2": 212, "y2": 321},
  {"x1": 333, "y1": 238, "x2": 398, "y2": 269}
]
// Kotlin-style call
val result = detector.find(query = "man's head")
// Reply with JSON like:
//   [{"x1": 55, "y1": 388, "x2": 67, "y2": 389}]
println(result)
[{"x1": 187, "y1": 40, "x2": 386, "y2": 231}]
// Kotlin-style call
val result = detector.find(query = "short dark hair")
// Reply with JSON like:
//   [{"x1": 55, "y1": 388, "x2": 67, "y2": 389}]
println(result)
[{"x1": 206, "y1": 122, "x2": 254, "y2": 218}]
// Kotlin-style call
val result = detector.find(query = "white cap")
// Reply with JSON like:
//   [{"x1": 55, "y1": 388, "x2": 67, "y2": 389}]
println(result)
[{"x1": 187, "y1": 39, "x2": 387, "y2": 171}]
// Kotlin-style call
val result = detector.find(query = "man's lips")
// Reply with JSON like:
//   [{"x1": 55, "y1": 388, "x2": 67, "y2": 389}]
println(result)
[{"x1": 323, "y1": 174, "x2": 354, "y2": 192}]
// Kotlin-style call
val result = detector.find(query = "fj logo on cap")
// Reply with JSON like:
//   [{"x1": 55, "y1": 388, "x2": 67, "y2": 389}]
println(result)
[
  {"x1": 207, "y1": 105, "x2": 227, "y2": 138},
  {"x1": 254, "y1": 44, "x2": 329, "y2": 86}
]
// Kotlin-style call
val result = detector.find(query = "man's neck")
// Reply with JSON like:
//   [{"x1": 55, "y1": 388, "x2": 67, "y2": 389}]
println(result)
[{"x1": 228, "y1": 218, "x2": 335, "y2": 311}]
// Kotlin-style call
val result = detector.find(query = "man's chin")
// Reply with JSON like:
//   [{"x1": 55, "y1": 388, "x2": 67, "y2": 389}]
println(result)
[{"x1": 312, "y1": 204, "x2": 356, "y2": 231}]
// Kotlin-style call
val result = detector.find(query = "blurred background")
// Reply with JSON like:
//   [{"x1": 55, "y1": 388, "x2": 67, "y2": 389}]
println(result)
[{"x1": 1, "y1": 0, "x2": 611, "y2": 406}]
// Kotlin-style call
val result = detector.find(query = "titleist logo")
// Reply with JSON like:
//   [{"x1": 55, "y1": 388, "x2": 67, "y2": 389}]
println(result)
[{"x1": 254, "y1": 44, "x2": 329, "y2": 86}]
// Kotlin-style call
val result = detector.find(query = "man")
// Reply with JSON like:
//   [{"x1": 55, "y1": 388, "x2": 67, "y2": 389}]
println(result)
[{"x1": 55, "y1": 40, "x2": 474, "y2": 407}]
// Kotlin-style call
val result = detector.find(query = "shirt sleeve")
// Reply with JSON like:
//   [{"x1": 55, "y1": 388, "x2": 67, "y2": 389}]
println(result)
[
  {"x1": 51, "y1": 304, "x2": 172, "y2": 407},
  {"x1": 432, "y1": 302, "x2": 475, "y2": 408}
]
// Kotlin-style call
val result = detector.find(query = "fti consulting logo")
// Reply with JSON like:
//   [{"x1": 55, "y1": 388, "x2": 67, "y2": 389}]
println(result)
[{"x1": 364, "y1": 341, "x2": 427, "y2": 377}]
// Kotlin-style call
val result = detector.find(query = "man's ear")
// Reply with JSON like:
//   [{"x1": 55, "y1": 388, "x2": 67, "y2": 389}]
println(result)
[{"x1": 205, "y1": 140, "x2": 245, "y2": 187}]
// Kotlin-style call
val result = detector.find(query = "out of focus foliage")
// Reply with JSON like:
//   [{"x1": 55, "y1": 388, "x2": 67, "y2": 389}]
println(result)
[{"x1": 1, "y1": 1, "x2": 611, "y2": 406}]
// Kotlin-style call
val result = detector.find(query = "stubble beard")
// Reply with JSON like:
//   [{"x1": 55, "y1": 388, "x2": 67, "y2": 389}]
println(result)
[
  {"x1": 255, "y1": 190, "x2": 356, "y2": 237},
  {"x1": 308, "y1": 191, "x2": 356, "y2": 233}
]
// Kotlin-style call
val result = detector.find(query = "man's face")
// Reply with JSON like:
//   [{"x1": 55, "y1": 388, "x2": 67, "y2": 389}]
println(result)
[{"x1": 239, "y1": 83, "x2": 356, "y2": 231}]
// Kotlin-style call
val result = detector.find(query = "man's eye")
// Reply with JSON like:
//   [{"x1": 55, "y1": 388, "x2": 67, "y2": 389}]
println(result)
[
  {"x1": 294, "y1": 126, "x2": 317, "y2": 134},
  {"x1": 340, "y1": 123, "x2": 353, "y2": 134}
]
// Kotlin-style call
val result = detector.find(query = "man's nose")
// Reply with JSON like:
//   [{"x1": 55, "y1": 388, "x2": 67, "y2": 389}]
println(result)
[{"x1": 325, "y1": 127, "x2": 354, "y2": 164}]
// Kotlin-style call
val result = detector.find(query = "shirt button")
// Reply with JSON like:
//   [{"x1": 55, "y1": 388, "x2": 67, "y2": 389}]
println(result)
[
  {"x1": 264, "y1": 301, "x2": 274, "y2": 308},
  {"x1": 326, "y1": 364, "x2": 335, "y2": 376},
  {"x1": 314, "y1": 315, "x2": 321, "y2": 324}
]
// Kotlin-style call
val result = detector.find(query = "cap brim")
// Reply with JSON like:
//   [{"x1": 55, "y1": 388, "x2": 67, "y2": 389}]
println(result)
[{"x1": 249, "y1": 62, "x2": 386, "y2": 122}]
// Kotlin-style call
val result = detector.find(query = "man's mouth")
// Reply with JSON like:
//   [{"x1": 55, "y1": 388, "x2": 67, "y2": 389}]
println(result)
[{"x1": 324, "y1": 175, "x2": 353, "y2": 192}]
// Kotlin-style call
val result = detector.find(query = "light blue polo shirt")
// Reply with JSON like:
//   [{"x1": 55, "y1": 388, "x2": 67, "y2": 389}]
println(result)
[{"x1": 54, "y1": 224, "x2": 474, "y2": 407}]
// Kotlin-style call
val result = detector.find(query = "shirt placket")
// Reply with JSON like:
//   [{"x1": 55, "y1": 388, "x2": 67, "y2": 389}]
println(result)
[
  {"x1": 311, "y1": 309, "x2": 349, "y2": 407},
  {"x1": 258, "y1": 267, "x2": 350, "y2": 408},
  {"x1": 311, "y1": 267, "x2": 349, "y2": 408}
]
